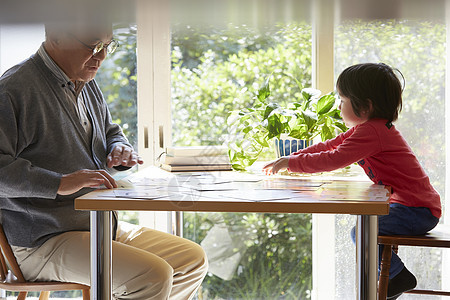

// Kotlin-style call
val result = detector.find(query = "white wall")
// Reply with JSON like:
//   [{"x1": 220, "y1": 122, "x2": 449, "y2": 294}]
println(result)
[{"x1": 0, "y1": 24, "x2": 44, "y2": 74}]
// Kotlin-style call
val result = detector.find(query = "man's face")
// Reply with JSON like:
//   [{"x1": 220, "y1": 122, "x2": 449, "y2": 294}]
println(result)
[{"x1": 53, "y1": 29, "x2": 113, "y2": 82}]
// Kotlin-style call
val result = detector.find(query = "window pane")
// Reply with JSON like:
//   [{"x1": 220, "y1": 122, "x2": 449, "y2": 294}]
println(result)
[
  {"x1": 171, "y1": 22, "x2": 312, "y2": 147},
  {"x1": 96, "y1": 23, "x2": 138, "y2": 151},
  {"x1": 170, "y1": 1, "x2": 313, "y2": 298},
  {"x1": 334, "y1": 16, "x2": 446, "y2": 299},
  {"x1": 96, "y1": 24, "x2": 139, "y2": 226}
]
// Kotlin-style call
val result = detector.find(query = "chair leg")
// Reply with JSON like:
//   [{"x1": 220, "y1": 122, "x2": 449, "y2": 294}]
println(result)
[
  {"x1": 378, "y1": 244, "x2": 393, "y2": 300},
  {"x1": 393, "y1": 244, "x2": 399, "y2": 255},
  {"x1": 82, "y1": 288, "x2": 91, "y2": 300},
  {"x1": 39, "y1": 291, "x2": 50, "y2": 300},
  {"x1": 17, "y1": 291, "x2": 28, "y2": 300}
]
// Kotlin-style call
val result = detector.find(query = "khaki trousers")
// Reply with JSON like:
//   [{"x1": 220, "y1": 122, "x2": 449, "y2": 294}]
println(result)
[{"x1": 12, "y1": 222, "x2": 208, "y2": 300}]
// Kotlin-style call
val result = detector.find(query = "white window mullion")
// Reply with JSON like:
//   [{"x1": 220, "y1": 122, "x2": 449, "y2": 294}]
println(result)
[
  {"x1": 136, "y1": 0, "x2": 172, "y2": 233},
  {"x1": 136, "y1": 0, "x2": 155, "y2": 167},
  {"x1": 312, "y1": 0, "x2": 336, "y2": 299}
]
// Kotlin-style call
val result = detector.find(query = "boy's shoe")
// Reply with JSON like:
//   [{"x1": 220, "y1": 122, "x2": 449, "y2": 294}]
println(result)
[{"x1": 387, "y1": 266, "x2": 417, "y2": 299}]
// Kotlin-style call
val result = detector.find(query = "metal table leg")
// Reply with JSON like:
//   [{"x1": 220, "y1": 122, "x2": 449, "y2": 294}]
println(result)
[
  {"x1": 90, "y1": 211, "x2": 112, "y2": 300},
  {"x1": 356, "y1": 215, "x2": 378, "y2": 300}
]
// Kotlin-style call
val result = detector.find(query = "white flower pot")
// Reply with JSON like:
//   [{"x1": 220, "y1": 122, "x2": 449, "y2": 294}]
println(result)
[{"x1": 274, "y1": 134, "x2": 312, "y2": 158}]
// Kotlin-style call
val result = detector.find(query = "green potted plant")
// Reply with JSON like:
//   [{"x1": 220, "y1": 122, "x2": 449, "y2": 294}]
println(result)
[{"x1": 227, "y1": 75, "x2": 347, "y2": 171}]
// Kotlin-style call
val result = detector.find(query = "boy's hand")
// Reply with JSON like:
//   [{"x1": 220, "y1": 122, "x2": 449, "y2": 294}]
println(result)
[{"x1": 262, "y1": 156, "x2": 290, "y2": 175}]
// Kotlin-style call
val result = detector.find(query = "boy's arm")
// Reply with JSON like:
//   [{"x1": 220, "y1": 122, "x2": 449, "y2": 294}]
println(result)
[
  {"x1": 288, "y1": 125, "x2": 380, "y2": 173},
  {"x1": 290, "y1": 128, "x2": 354, "y2": 155}
]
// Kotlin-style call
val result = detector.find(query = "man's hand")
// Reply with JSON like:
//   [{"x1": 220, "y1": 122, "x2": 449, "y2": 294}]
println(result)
[
  {"x1": 262, "y1": 156, "x2": 290, "y2": 175},
  {"x1": 107, "y1": 144, "x2": 144, "y2": 168},
  {"x1": 57, "y1": 169, "x2": 117, "y2": 195}
]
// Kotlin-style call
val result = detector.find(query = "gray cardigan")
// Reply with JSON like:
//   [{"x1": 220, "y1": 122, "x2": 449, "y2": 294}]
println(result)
[{"x1": 0, "y1": 53, "x2": 130, "y2": 247}]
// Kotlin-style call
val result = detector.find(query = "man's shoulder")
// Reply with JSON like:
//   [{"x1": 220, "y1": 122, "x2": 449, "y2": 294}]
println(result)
[{"x1": 0, "y1": 55, "x2": 41, "y2": 89}]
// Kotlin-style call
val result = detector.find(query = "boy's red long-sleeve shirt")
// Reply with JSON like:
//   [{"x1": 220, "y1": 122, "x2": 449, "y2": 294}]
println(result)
[{"x1": 288, "y1": 118, "x2": 441, "y2": 218}]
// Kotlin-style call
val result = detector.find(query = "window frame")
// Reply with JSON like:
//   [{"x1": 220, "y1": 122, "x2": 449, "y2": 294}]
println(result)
[
  {"x1": 311, "y1": 0, "x2": 336, "y2": 299},
  {"x1": 136, "y1": 0, "x2": 174, "y2": 234}
]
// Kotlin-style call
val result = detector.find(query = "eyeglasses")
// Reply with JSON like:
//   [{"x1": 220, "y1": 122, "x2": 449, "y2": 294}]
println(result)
[{"x1": 70, "y1": 34, "x2": 119, "y2": 56}]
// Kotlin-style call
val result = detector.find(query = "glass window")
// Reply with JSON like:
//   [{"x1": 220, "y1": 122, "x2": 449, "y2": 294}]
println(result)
[
  {"x1": 171, "y1": 0, "x2": 312, "y2": 148},
  {"x1": 96, "y1": 23, "x2": 139, "y2": 226},
  {"x1": 96, "y1": 23, "x2": 138, "y2": 151},
  {"x1": 170, "y1": 1, "x2": 314, "y2": 298},
  {"x1": 334, "y1": 2, "x2": 447, "y2": 298}
]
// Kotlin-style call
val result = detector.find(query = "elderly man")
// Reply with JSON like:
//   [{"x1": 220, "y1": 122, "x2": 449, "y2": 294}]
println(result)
[{"x1": 0, "y1": 23, "x2": 207, "y2": 299}]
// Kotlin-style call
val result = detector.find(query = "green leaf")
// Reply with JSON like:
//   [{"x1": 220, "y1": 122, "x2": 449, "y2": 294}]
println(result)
[
  {"x1": 266, "y1": 114, "x2": 285, "y2": 139},
  {"x1": 289, "y1": 128, "x2": 306, "y2": 139},
  {"x1": 254, "y1": 133, "x2": 270, "y2": 147},
  {"x1": 301, "y1": 88, "x2": 321, "y2": 101},
  {"x1": 327, "y1": 109, "x2": 343, "y2": 119},
  {"x1": 231, "y1": 163, "x2": 246, "y2": 171},
  {"x1": 316, "y1": 94, "x2": 336, "y2": 115},
  {"x1": 334, "y1": 122, "x2": 348, "y2": 132},
  {"x1": 242, "y1": 125, "x2": 253, "y2": 134},
  {"x1": 257, "y1": 75, "x2": 272, "y2": 102},
  {"x1": 320, "y1": 124, "x2": 333, "y2": 141},
  {"x1": 263, "y1": 103, "x2": 280, "y2": 120},
  {"x1": 301, "y1": 110, "x2": 317, "y2": 129}
]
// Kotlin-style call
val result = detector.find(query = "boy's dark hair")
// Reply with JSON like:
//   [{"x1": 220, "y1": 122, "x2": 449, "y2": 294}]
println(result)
[{"x1": 336, "y1": 63, "x2": 403, "y2": 122}]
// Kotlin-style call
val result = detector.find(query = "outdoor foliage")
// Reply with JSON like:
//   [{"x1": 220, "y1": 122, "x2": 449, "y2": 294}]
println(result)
[
  {"x1": 96, "y1": 23, "x2": 138, "y2": 150},
  {"x1": 183, "y1": 212, "x2": 312, "y2": 299},
  {"x1": 171, "y1": 23, "x2": 312, "y2": 147}
]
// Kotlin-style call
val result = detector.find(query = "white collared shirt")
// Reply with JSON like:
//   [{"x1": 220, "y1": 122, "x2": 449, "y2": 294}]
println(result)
[{"x1": 37, "y1": 44, "x2": 93, "y2": 139}]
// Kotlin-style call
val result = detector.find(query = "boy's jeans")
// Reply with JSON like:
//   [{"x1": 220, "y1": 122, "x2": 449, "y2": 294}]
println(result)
[{"x1": 351, "y1": 203, "x2": 439, "y2": 279}]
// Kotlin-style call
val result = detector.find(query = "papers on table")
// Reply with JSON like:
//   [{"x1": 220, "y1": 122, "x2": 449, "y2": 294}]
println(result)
[
  {"x1": 115, "y1": 179, "x2": 135, "y2": 189},
  {"x1": 261, "y1": 178, "x2": 328, "y2": 191},
  {"x1": 107, "y1": 172, "x2": 388, "y2": 203},
  {"x1": 112, "y1": 189, "x2": 169, "y2": 199}
]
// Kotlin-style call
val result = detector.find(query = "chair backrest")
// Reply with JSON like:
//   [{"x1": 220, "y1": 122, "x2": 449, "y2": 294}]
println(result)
[{"x1": 0, "y1": 224, "x2": 26, "y2": 283}]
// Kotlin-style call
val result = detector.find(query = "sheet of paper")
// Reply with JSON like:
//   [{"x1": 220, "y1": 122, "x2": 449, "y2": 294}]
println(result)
[
  {"x1": 260, "y1": 178, "x2": 326, "y2": 191},
  {"x1": 116, "y1": 179, "x2": 135, "y2": 189},
  {"x1": 112, "y1": 189, "x2": 170, "y2": 199},
  {"x1": 129, "y1": 177, "x2": 170, "y2": 186}
]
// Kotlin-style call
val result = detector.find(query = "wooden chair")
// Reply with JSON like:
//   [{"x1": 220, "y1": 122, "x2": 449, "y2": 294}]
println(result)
[
  {"x1": 0, "y1": 224, "x2": 90, "y2": 300},
  {"x1": 378, "y1": 224, "x2": 450, "y2": 299}
]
